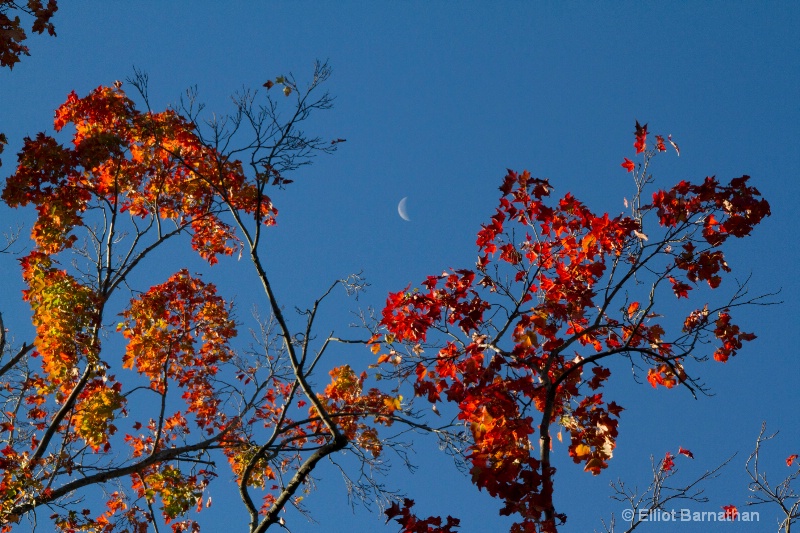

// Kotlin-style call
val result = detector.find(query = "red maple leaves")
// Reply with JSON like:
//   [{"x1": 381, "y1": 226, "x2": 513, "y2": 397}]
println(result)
[
  {"x1": 386, "y1": 499, "x2": 461, "y2": 533},
  {"x1": 621, "y1": 157, "x2": 635, "y2": 173},
  {"x1": 378, "y1": 121, "x2": 769, "y2": 531},
  {"x1": 660, "y1": 447, "x2": 693, "y2": 473}
]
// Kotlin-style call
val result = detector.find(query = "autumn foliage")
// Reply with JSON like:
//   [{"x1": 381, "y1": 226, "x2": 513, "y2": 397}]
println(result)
[
  {"x1": 0, "y1": 69, "x2": 771, "y2": 533},
  {"x1": 0, "y1": 69, "x2": 384, "y2": 533},
  {"x1": 0, "y1": 0, "x2": 58, "y2": 69},
  {"x1": 375, "y1": 122, "x2": 770, "y2": 531}
]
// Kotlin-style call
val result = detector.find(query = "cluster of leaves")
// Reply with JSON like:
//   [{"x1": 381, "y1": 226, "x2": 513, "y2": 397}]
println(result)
[
  {"x1": 0, "y1": 83, "x2": 258, "y2": 532},
  {"x1": 0, "y1": 82, "x2": 286, "y2": 531},
  {"x1": 312, "y1": 364, "x2": 402, "y2": 457},
  {"x1": 120, "y1": 270, "x2": 237, "y2": 429},
  {"x1": 376, "y1": 122, "x2": 770, "y2": 532},
  {"x1": 0, "y1": 65, "x2": 414, "y2": 533},
  {"x1": 20, "y1": 251, "x2": 100, "y2": 395},
  {"x1": 385, "y1": 499, "x2": 461, "y2": 533},
  {"x1": 0, "y1": 0, "x2": 57, "y2": 69},
  {"x1": 0, "y1": 82, "x2": 276, "y2": 530},
  {"x1": 3, "y1": 84, "x2": 275, "y2": 260}
]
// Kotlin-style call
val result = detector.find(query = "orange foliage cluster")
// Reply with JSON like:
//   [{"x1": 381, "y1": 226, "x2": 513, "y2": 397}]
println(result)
[
  {"x1": 0, "y1": 85, "x2": 278, "y2": 530},
  {"x1": 121, "y1": 270, "x2": 237, "y2": 429},
  {"x1": 4, "y1": 85, "x2": 276, "y2": 261}
]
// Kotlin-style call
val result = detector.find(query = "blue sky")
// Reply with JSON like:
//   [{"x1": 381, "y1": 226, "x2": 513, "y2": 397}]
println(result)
[{"x1": 1, "y1": 2, "x2": 799, "y2": 532}]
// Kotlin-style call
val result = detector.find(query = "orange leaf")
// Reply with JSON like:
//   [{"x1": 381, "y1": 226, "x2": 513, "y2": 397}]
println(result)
[
  {"x1": 383, "y1": 396, "x2": 402, "y2": 412},
  {"x1": 581, "y1": 234, "x2": 596, "y2": 253},
  {"x1": 574, "y1": 444, "x2": 591, "y2": 458}
]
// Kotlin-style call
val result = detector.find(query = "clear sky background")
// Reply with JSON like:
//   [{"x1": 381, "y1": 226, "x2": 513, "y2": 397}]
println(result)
[{"x1": 1, "y1": 2, "x2": 799, "y2": 532}]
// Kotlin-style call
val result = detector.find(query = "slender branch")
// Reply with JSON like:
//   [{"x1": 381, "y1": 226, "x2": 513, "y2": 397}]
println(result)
[{"x1": 0, "y1": 341, "x2": 34, "y2": 378}]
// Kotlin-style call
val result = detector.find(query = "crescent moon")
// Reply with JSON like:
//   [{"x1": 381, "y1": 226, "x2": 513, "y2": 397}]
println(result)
[{"x1": 397, "y1": 197, "x2": 411, "y2": 222}]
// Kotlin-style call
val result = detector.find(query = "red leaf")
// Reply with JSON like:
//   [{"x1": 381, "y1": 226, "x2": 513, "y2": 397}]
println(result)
[
  {"x1": 385, "y1": 500, "x2": 404, "y2": 520},
  {"x1": 678, "y1": 447, "x2": 694, "y2": 459},
  {"x1": 607, "y1": 401, "x2": 625, "y2": 417},
  {"x1": 661, "y1": 451, "x2": 675, "y2": 472},
  {"x1": 634, "y1": 121, "x2": 648, "y2": 153},
  {"x1": 621, "y1": 158, "x2": 635, "y2": 173},
  {"x1": 787, "y1": 454, "x2": 799, "y2": 467},
  {"x1": 722, "y1": 505, "x2": 738, "y2": 520},
  {"x1": 669, "y1": 276, "x2": 692, "y2": 299}
]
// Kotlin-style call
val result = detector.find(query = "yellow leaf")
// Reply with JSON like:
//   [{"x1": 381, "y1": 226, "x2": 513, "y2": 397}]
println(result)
[
  {"x1": 519, "y1": 330, "x2": 538, "y2": 348},
  {"x1": 383, "y1": 396, "x2": 401, "y2": 412},
  {"x1": 574, "y1": 443, "x2": 591, "y2": 458}
]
